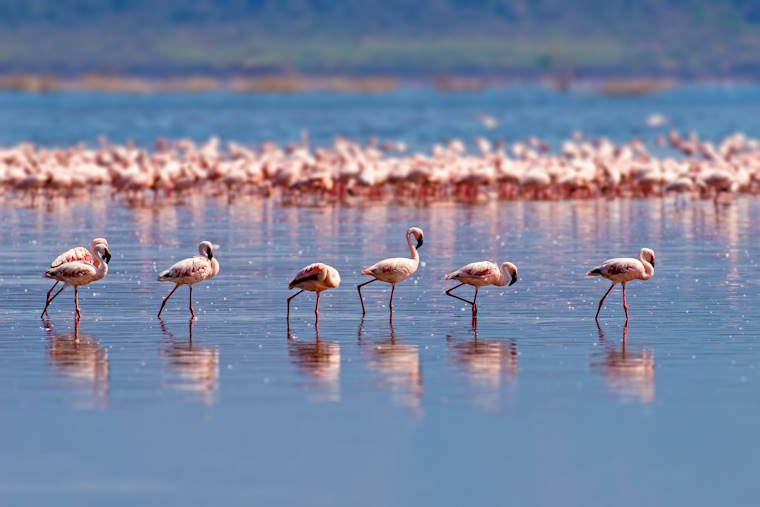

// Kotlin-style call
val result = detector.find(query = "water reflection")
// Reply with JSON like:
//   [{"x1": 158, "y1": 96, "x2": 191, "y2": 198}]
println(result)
[
  {"x1": 160, "y1": 319, "x2": 219, "y2": 405},
  {"x1": 591, "y1": 323, "x2": 655, "y2": 404},
  {"x1": 287, "y1": 322, "x2": 341, "y2": 402},
  {"x1": 44, "y1": 317, "x2": 109, "y2": 407},
  {"x1": 358, "y1": 317, "x2": 423, "y2": 415},
  {"x1": 446, "y1": 317, "x2": 517, "y2": 411}
]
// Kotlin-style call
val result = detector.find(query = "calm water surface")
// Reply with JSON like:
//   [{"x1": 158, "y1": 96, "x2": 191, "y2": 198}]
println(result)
[{"x1": 0, "y1": 197, "x2": 759, "y2": 505}]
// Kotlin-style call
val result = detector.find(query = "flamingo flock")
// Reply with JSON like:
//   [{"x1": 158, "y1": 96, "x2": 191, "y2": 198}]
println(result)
[
  {"x1": 43, "y1": 230, "x2": 655, "y2": 324},
  {"x1": 3, "y1": 131, "x2": 760, "y2": 205}
]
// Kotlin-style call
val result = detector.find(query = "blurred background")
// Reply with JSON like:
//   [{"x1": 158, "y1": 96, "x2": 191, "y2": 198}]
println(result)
[{"x1": 2, "y1": 0, "x2": 759, "y2": 92}]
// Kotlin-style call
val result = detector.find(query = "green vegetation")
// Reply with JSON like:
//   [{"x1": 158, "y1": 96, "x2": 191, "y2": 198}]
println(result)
[{"x1": 1, "y1": 0, "x2": 759, "y2": 76}]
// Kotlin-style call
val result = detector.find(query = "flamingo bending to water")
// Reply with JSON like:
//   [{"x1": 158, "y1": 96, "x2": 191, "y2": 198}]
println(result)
[
  {"x1": 43, "y1": 242, "x2": 112, "y2": 318},
  {"x1": 587, "y1": 248, "x2": 655, "y2": 321},
  {"x1": 157, "y1": 241, "x2": 219, "y2": 318},
  {"x1": 357, "y1": 227, "x2": 423, "y2": 314},
  {"x1": 444, "y1": 260, "x2": 518, "y2": 315},
  {"x1": 287, "y1": 263, "x2": 341, "y2": 319},
  {"x1": 41, "y1": 238, "x2": 110, "y2": 317}
]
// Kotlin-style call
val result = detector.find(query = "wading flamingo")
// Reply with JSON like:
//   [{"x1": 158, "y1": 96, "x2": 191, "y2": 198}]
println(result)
[
  {"x1": 587, "y1": 248, "x2": 655, "y2": 321},
  {"x1": 157, "y1": 241, "x2": 219, "y2": 319},
  {"x1": 41, "y1": 238, "x2": 109, "y2": 318},
  {"x1": 357, "y1": 227, "x2": 423, "y2": 314},
  {"x1": 43, "y1": 242, "x2": 112, "y2": 318},
  {"x1": 444, "y1": 260, "x2": 518, "y2": 315},
  {"x1": 287, "y1": 263, "x2": 341, "y2": 320}
]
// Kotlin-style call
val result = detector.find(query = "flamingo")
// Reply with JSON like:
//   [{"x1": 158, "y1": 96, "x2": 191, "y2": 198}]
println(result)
[
  {"x1": 587, "y1": 248, "x2": 655, "y2": 321},
  {"x1": 43, "y1": 242, "x2": 112, "y2": 318},
  {"x1": 444, "y1": 260, "x2": 518, "y2": 315},
  {"x1": 157, "y1": 241, "x2": 219, "y2": 318},
  {"x1": 287, "y1": 263, "x2": 341, "y2": 319},
  {"x1": 357, "y1": 227, "x2": 423, "y2": 314},
  {"x1": 41, "y1": 238, "x2": 110, "y2": 318}
]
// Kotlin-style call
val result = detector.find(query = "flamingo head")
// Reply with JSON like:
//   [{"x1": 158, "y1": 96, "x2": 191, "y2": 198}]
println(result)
[
  {"x1": 90, "y1": 237, "x2": 108, "y2": 252},
  {"x1": 199, "y1": 241, "x2": 215, "y2": 260},
  {"x1": 408, "y1": 227, "x2": 424, "y2": 249},
  {"x1": 502, "y1": 261, "x2": 518, "y2": 286},
  {"x1": 640, "y1": 247, "x2": 655, "y2": 267},
  {"x1": 93, "y1": 242, "x2": 112, "y2": 264}
]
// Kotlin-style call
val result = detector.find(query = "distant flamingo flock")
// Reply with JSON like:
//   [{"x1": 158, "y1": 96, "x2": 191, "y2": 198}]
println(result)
[
  {"x1": 3, "y1": 131, "x2": 760, "y2": 204},
  {"x1": 42, "y1": 229, "x2": 655, "y2": 324}
]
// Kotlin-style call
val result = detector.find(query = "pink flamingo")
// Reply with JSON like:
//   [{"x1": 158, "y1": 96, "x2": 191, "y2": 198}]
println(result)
[
  {"x1": 444, "y1": 260, "x2": 518, "y2": 315},
  {"x1": 357, "y1": 227, "x2": 424, "y2": 314},
  {"x1": 41, "y1": 238, "x2": 110, "y2": 317},
  {"x1": 157, "y1": 241, "x2": 219, "y2": 318},
  {"x1": 587, "y1": 248, "x2": 655, "y2": 321},
  {"x1": 43, "y1": 242, "x2": 112, "y2": 318},
  {"x1": 287, "y1": 263, "x2": 341, "y2": 319}
]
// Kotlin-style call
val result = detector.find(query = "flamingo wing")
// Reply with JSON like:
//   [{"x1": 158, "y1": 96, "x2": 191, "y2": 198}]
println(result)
[
  {"x1": 46, "y1": 261, "x2": 96, "y2": 281},
  {"x1": 446, "y1": 261, "x2": 497, "y2": 280},
  {"x1": 51, "y1": 246, "x2": 92, "y2": 268},
  {"x1": 289, "y1": 263, "x2": 324, "y2": 289},
  {"x1": 600, "y1": 258, "x2": 639, "y2": 276},
  {"x1": 159, "y1": 257, "x2": 213, "y2": 281}
]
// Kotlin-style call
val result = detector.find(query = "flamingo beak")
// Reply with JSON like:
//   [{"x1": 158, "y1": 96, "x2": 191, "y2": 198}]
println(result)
[
  {"x1": 509, "y1": 273, "x2": 517, "y2": 286},
  {"x1": 416, "y1": 236, "x2": 424, "y2": 249},
  {"x1": 651, "y1": 258, "x2": 655, "y2": 267},
  {"x1": 104, "y1": 249, "x2": 112, "y2": 264}
]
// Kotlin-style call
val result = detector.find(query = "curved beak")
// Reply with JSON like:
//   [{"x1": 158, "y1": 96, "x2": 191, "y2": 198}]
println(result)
[
  {"x1": 104, "y1": 249, "x2": 112, "y2": 264},
  {"x1": 416, "y1": 236, "x2": 424, "y2": 249},
  {"x1": 509, "y1": 273, "x2": 517, "y2": 286},
  {"x1": 650, "y1": 258, "x2": 655, "y2": 268}
]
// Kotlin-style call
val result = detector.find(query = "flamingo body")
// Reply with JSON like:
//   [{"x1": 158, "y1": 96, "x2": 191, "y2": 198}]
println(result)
[
  {"x1": 41, "y1": 238, "x2": 109, "y2": 317},
  {"x1": 42, "y1": 242, "x2": 111, "y2": 318},
  {"x1": 357, "y1": 227, "x2": 423, "y2": 314},
  {"x1": 157, "y1": 241, "x2": 219, "y2": 318},
  {"x1": 444, "y1": 260, "x2": 517, "y2": 315},
  {"x1": 588, "y1": 247, "x2": 655, "y2": 321},
  {"x1": 287, "y1": 263, "x2": 341, "y2": 319}
]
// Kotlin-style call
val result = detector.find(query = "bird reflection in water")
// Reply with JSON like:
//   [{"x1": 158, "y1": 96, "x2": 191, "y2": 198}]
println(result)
[
  {"x1": 591, "y1": 322, "x2": 655, "y2": 404},
  {"x1": 358, "y1": 316, "x2": 422, "y2": 415},
  {"x1": 44, "y1": 317, "x2": 109, "y2": 407},
  {"x1": 446, "y1": 317, "x2": 517, "y2": 410},
  {"x1": 287, "y1": 321, "x2": 341, "y2": 402},
  {"x1": 160, "y1": 319, "x2": 219, "y2": 405}
]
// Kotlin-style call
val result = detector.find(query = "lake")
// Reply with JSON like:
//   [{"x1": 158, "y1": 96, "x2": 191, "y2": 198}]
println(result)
[{"x1": 1, "y1": 87, "x2": 759, "y2": 506}]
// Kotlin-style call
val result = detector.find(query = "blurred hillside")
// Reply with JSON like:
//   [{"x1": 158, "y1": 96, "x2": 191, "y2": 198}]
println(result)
[{"x1": 2, "y1": 0, "x2": 760, "y2": 77}]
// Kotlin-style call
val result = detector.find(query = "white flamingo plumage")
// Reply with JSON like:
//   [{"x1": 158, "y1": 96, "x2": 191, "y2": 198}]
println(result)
[
  {"x1": 43, "y1": 242, "x2": 112, "y2": 318},
  {"x1": 587, "y1": 247, "x2": 655, "y2": 321},
  {"x1": 444, "y1": 260, "x2": 518, "y2": 315},
  {"x1": 41, "y1": 237, "x2": 110, "y2": 318},
  {"x1": 357, "y1": 227, "x2": 424, "y2": 314},
  {"x1": 157, "y1": 241, "x2": 219, "y2": 319},
  {"x1": 287, "y1": 263, "x2": 341, "y2": 319}
]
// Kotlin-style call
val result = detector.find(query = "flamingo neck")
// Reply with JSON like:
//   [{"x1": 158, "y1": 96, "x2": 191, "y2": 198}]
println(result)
[
  {"x1": 494, "y1": 264, "x2": 510, "y2": 286},
  {"x1": 407, "y1": 233, "x2": 419, "y2": 262},
  {"x1": 639, "y1": 253, "x2": 654, "y2": 280},
  {"x1": 95, "y1": 253, "x2": 108, "y2": 279}
]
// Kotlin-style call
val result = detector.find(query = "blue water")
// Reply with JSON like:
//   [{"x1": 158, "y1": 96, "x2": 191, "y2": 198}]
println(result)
[
  {"x1": 2, "y1": 84, "x2": 760, "y2": 150},
  {"x1": 1, "y1": 88, "x2": 760, "y2": 505}
]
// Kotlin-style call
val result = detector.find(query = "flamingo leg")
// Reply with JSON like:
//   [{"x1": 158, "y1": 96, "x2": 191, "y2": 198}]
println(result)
[
  {"x1": 74, "y1": 286, "x2": 80, "y2": 318},
  {"x1": 445, "y1": 283, "x2": 476, "y2": 311},
  {"x1": 473, "y1": 287, "x2": 479, "y2": 315},
  {"x1": 357, "y1": 279, "x2": 376, "y2": 314},
  {"x1": 188, "y1": 285, "x2": 195, "y2": 319},
  {"x1": 389, "y1": 283, "x2": 395, "y2": 311},
  {"x1": 287, "y1": 289, "x2": 304, "y2": 319},
  {"x1": 157, "y1": 284, "x2": 179, "y2": 318},
  {"x1": 43, "y1": 280, "x2": 59, "y2": 305},
  {"x1": 315, "y1": 291, "x2": 320, "y2": 316},
  {"x1": 41, "y1": 283, "x2": 65, "y2": 318},
  {"x1": 595, "y1": 283, "x2": 615, "y2": 321},
  {"x1": 622, "y1": 283, "x2": 629, "y2": 321}
]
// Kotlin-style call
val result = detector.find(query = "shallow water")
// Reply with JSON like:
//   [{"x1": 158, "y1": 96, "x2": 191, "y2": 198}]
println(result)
[{"x1": 0, "y1": 196, "x2": 759, "y2": 505}]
